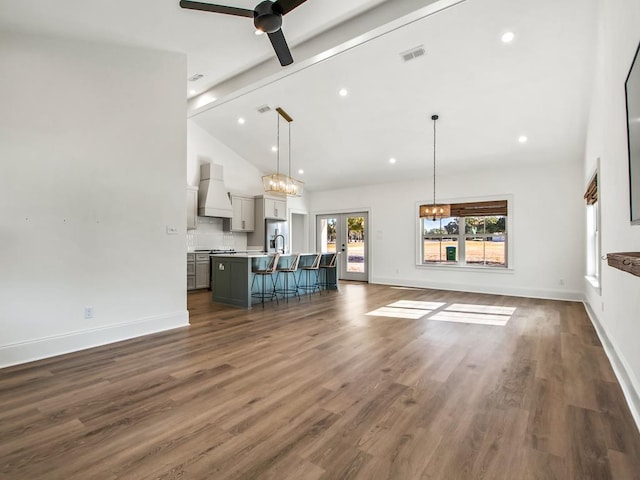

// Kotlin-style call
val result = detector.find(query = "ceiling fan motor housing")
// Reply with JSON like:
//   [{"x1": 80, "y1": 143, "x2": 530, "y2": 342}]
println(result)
[{"x1": 254, "y1": 1, "x2": 282, "y2": 33}]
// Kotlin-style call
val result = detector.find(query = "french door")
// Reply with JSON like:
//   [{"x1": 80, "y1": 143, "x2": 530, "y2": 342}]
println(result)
[{"x1": 316, "y1": 212, "x2": 368, "y2": 282}]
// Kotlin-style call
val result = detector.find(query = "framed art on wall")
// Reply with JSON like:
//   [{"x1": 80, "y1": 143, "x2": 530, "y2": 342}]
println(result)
[{"x1": 625, "y1": 40, "x2": 640, "y2": 225}]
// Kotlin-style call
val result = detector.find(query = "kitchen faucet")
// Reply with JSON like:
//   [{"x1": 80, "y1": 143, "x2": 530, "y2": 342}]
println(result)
[{"x1": 274, "y1": 234, "x2": 285, "y2": 254}]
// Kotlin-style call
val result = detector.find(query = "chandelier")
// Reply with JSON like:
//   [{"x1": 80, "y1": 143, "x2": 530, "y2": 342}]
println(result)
[
  {"x1": 419, "y1": 114, "x2": 450, "y2": 221},
  {"x1": 262, "y1": 107, "x2": 304, "y2": 196}
]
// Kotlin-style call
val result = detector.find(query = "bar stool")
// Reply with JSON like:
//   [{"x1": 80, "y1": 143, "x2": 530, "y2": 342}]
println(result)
[
  {"x1": 298, "y1": 253, "x2": 322, "y2": 297},
  {"x1": 318, "y1": 252, "x2": 338, "y2": 291},
  {"x1": 251, "y1": 253, "x2": 280, "y2": 307},
  {"x1": 275, "y1": 253, "x2": 301, "y2": 303}
]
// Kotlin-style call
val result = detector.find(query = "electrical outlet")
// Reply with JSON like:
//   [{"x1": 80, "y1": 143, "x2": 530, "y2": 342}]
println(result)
[
  {"x1": 559, "y1": 279, "x2": 564, "y2": 286},
  {"x1": 84, "y1": 307, "x2": 94, "y2": 319}
]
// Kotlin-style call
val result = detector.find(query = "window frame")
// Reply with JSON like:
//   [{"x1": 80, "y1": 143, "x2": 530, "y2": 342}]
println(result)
[
  {"x1": 585, "y1": 167, "x2": 601, "y2": 292},
  {"x1": 416, "y1": 196, "x2": 513, "y2": 271}
]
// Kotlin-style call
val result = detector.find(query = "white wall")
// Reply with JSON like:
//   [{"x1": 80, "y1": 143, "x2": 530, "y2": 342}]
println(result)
[
  {"x1": 187, "y1": 120, "x2": 264, "y2": 194},
  {"x1": 583, "y1": 0, "x2": 640, "y2": 425},
  {"x1": 0, "y1": 32, "x2": 188, "y2": 367},
  {"x1": 309, "y1": 161, "x2": 584, "y2": 300}
]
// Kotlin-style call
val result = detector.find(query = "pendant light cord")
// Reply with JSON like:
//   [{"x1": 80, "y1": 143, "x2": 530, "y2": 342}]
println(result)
[
  {"x1": 276, "y1": 112, "x2": 280, "y2": 176},
  {"x1": 288, "y1": 121, "x2": 292, "y2": 178},
  {"x1": 431, "y1": 114, "x2": 439, "y2": 221},
  {"x1": 433, "y1": 116, "x2": 437, "y2": 207}
]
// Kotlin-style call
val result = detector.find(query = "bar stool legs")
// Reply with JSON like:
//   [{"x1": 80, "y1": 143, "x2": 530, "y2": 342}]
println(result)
[
  {"x1": 251, "y1": 271, "x2": 278, "y2": 307},
  {"x1": 250, "y1": 253, "x2": 280, "y2": 308},
  {"x1": 274, "y1": 253, "x2": 301, "y2": 303},
  {"x1": 318, "y1": 253, "x2": 338, "y2": 292},
  {"x1": 298, "y1": 253, "x2": 322, "y2": 299},
  {"x1": 275, "y1": 269, "x2": 300, "y2": 302}
]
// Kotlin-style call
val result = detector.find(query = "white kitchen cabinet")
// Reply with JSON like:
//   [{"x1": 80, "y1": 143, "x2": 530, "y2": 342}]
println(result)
[
  {"x1": 247, "y1": 195, "x2": 287, "y2": 248},
  {"x1": 263, "y1": 196, "x2": 286, "y2": 220},
  {"x1": 187, "y1": 253, "x2": 196, "y2": 290},
  {"x1": 188, "y1": 252, "x2": 210, "y2": 290},
  {"x1": 187, "y1": 186, "x2": 198, "y2": 230},
  {"x1": 195, "y1": 253, "x2": 210, "y2": 289},
  {"x1": 224, "y1": 195, "x2": 255, "y2": 232}
]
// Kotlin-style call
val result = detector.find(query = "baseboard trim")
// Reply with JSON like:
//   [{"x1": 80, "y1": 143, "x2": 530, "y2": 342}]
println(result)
[
  {"x1": 0, "y1": 311, "x2": 190, "y2": 369},
  {"x1": 583, "y1": 301, "x2": 640, "y2": 434},
  {"x1": 372, "y1": 277, "x2": 582, "y2": 302}
]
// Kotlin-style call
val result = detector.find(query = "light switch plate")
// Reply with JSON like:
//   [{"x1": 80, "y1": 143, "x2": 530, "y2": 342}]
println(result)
[{"x1": 166, "y1": 226, "x2": 178, "y2": 235}]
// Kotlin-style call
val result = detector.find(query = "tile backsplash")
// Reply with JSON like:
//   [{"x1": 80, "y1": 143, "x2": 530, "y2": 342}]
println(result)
[{"x1": 186, "y1": 217, "x2": 248, "y2": 251}]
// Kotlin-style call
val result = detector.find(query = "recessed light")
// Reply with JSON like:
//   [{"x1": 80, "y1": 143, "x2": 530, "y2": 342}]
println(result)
[
  {"x1": 501, "y1": 31, "x2": 515, "y2": 43},
  {"x1": 339, "y1": 88, "x2": 348, "y2": 97},
  {"x1": 518, "y1": 135, "x2": 528, "y2": 143},
  {"x1": 271, "y1": 146, "x2": 278, "y2": 152},
  {"x1": 389, "y1": 158, "x2": 397, "y2": 164},
  {"x1": 298, "y1": 169, "x2": 304, "y2": 175},
  {"x1": 189, "y1": 89, "x2": 196, "y2": 95},
  {"x1": 238, "y1": 118, "x2": 246, "y2": 125}
]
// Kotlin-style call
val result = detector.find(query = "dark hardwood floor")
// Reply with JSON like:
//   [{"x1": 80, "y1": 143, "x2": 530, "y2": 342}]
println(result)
[{"x1": 1, "y1": 283, "x2": 639, "y2": 479}]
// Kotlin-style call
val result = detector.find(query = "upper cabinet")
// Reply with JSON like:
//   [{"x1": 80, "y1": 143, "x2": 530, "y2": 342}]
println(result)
[
  {"x1": 262, "y1": 196, "x2": 287, "y2": 220},
  {"x1": 224, "y1": 194, "x2": 255, "y2": 232},
  {"x1": 187, "y1": 186, "x2": 198, "y2": 230}
]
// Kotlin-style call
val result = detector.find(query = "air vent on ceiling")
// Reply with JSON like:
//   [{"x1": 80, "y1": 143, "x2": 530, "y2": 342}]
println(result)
[
  {"x1": 188, "y1": 73, "x2": 204, "y2": 82},
  {"x1": 257, "y1": 105, "x2": 272, "y2": 114},
  {"x1": 400, "y1": 46, "x2": 426, "y2": 62}
]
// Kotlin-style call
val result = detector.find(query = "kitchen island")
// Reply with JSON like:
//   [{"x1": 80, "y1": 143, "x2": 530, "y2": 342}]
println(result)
[{"x1": 210, "y1": 253, "x2": 337, "y2": 308}]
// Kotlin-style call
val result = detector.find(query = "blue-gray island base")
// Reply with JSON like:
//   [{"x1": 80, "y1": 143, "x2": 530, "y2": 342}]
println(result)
[{"x1": 211, "y1": 253, "x2": 337, "y2": 308}]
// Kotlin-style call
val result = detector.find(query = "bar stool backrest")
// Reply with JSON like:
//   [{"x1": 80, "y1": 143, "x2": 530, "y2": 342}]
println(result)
[
  {"x1": 308, "y1": 253, "x2": 321, "y2": 270},
  {"x1": 265, "y1": 253, "x2": 280, "y2": 273},
  {"x1": 288, "y1": 253, "x2": 301, "y2": 271},
  {"x1": 323, "y1": 253, "x2": 337, "y2": 268}
]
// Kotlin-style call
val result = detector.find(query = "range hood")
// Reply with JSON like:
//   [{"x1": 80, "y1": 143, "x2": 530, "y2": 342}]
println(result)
[{"x1": 198, "y1": 163, "x2": 233, "y2": 218}]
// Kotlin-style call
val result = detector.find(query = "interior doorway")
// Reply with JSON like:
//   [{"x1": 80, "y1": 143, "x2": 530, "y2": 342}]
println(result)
[
  {"x1": 290, "y1": 212, "x2": 308, "y2": 253},
  {"x1": 317, "y1": 212, "x2": 368, "y2": 282}
]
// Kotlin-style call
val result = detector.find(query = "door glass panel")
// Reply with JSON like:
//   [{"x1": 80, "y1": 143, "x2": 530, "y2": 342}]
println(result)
[
  {"x1": 346, "y1": 216, "x2": 365, "y2": 273},
  {"x1": 319, "y1": 217, "x2": 337, "y2": 254}
]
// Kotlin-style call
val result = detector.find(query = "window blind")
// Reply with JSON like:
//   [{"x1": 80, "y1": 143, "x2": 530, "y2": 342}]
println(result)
[
  {"x1": 584, "y1": 174, "x2": 598, "y2": 205},
  {"x1": 449, "y1": 200, "x2": 507, "y2": 217}
]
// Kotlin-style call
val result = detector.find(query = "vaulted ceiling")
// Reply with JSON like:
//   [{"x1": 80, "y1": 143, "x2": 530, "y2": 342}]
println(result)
[{"x1": 1, "y1": 0, "x2": 597, "y2": 191}]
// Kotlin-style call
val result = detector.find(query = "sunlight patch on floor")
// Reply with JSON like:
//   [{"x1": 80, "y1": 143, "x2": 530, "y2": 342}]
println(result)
[
  {"x1": 430, "y1": 311, "x2": 511, "y2": 326},
  {"x1": 366, "y1": 306, "x2": 432, "y2": 319},
  {"x1": 366, "y1": 299, "x2": 516, "y2": 325},
  {"x1": 445, "y1": 304, "x2": 516, "y2": 315},
  {"x1": 388, "y1": 300, "x2": 445, "y2": 310}
]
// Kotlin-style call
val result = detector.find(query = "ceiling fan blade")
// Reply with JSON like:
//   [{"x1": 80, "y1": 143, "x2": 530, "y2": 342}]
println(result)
[
  {"x1": 179, "y1": 0, "x2": 254, "y2": 18},
  {"x1": 272, "y1": 0, "x2": 307, "y2": 16},
  {"x1": 267, "y1": 29, "x2": 294, "y2": 66}
]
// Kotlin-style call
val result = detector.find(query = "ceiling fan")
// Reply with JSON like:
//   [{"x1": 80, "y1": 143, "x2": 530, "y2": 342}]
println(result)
[{"x1": 179, "y1": 0, "x2": 308, "y2": 66}]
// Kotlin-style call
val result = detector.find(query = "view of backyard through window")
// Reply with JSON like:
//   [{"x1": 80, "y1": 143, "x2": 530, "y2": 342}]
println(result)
[{"x1": 422, "y1": 215, "x2": 507, "y2": 267}]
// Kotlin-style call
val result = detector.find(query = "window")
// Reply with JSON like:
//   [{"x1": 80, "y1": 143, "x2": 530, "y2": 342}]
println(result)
[
  {"x1": 584, "y1": 172, "x2": 600, "y2": 286},
  {"x1": 419, "y1": 200, "x2": 508, "y2": 268}
]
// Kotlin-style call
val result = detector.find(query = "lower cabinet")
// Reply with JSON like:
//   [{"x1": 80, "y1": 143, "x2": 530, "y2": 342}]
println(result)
[
  {"x1": 195, "y1": 253, "x2": 210, "y2": 289},
  {"x1": 187, "y1": 253, "x2": 196, "y2": 291},
  {"x1": 212, "y1": 257, "x2": 251, "y2": 308},
  {"x1": 188, "y1": 253, "x2": 210, "y2": 291}
]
